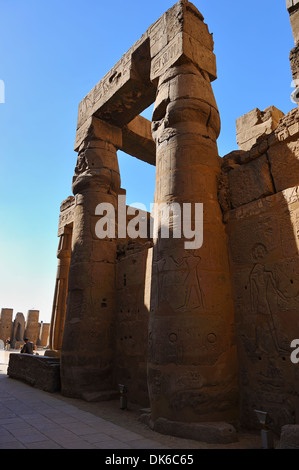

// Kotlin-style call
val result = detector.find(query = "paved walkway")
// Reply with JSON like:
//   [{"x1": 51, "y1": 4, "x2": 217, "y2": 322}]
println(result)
[{"x1": 0, "y1": 350, "x2": 263, "y2": 450}]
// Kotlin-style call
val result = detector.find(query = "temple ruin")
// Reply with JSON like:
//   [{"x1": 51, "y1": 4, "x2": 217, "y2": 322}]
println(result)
[
  {"x1": 0, "y1": 308, "x2": 50, "y2": 349},
  {"x1": 43, "y1": 0, "x2": 299, "y2": 440}
]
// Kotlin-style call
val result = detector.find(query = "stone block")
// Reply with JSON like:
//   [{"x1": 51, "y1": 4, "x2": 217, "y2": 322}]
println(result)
[
  {"x1": 290, "y1": 8, "x2": 299, "y2": 44},
  {"x1": 236, "y1": 108, "x2": 261, "y2": 135},
  {"x1": 228, "y1": 155, "x2": 274, "y2": 208},
  {"x1": 0, "y1": 308, "x2": 13, "y2": 342},
  {"x1": 267, "y1": 138, "x2": 299, "y2": 192},
  {"x1": 277, "y1": 425, "x2": 299, "y2": 449},
  {"x1": 7, "y1": 353, "x2": 61, "y2": 393},
  {"x1": 146, "y1": 417, "x2": 238, "y2": 444},
  {"x1": 226, "y1": 187, "x2": 299, "y2": 432},
  {"x1": 122, "y1": 115, "x2": 156, "y2": 165},
  {"x1": 150, "y1": 32, "x2": 216, "y2": 82},
  {"x1": 76, "y1": 1, "x2": 216, "y2": 135},
  {"x1": 74, "y1": 116, "x2": 123, "y2": 152},
  {"x1": 236, "y1": 106, "x2": 284, "y2": 151},
  {"x1": 290, "y1": 44, "x2": 299, "y2": 80}
]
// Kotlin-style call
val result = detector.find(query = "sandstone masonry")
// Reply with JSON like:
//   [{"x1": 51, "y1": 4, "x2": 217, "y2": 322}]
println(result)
[{"x1": 43, "y1": 1, "x2": 299, "y2": 444}]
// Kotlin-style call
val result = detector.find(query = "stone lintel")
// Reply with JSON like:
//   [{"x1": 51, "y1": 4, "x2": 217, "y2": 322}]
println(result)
[
  {"x1": 58, "y1": 197, "x2": 75, "y2": 237},
  {"x1": 75, "y1": 1, "x2": 215, "y2": 140},
  {"x1": 75, "y1": 116, "x2": 123, "y2": 152},
  {"x1": 76, "y1": 35, "x2": 156, "y2": 132},
  {"x1": 150, "y1": 31, "x2": 216, "y2": 82},
  {"x1": 122, "y1": 115, "x2": 156, "y2": 166}
]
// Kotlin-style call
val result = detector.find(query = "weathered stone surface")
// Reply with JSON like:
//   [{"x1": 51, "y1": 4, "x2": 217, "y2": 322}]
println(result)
[
  {"x1": 76, "y1": 0, "x2": 215, "y2": 137},
  {"x1": 7, "y1": 353, "x2": 61, "y2": 393},
  {"x1": 141, "y1": 416, "x2": 238, "y2": 444},
  {"x1": 24, "y1": 310, "x2": 39, "y2": 345},
  {"x1": 150, "y1": 31, "x2": 216, "y2": 82},
  {"x1": 0, "y1": 308, "x2": 13, "y2": 344},
  {"x1": 37, "y1": 322, "x2": 50, "y2": 347},
  {"x1": 76, "y1": 36, "x2": 156, "y2": 131},
  {"x1": 75, "y1": 116, "x2": 123, "y2": 152},
  {"x1": 61, "y1": 115, "x2": 122, "y2": 399},
  {"x1": 268, "y1": 138, "x2": 299, "y2": 192},
  {"x1": 57, "y1": 196, "x2": 75, "y2": 236},
  {"x1": 114, "y1": 244, "x2": 152, "y2": 407},
  {"x1": 236, "y1": 106, "x2": 284, "y2": 151},
  {"x1": 290, "y1": 8, "x2": 299, "y2": 44},
  {"x1": 49, "y1": 225, "x2": 72, "y2": 352},
  {"x1": 290, "y1": 44, "x2": 299, "y2": 81},
  {"x1": 228, "y1": 155, "x2": 274, "y2": 208},
  {"x1": 225, "y1": 187, "x2": 299, "y2": 432},
  {"x1": 11, "y1": 312, "x2": 25, "y2": 348},
  {"x1": 122, "y1": 115, "x2": 156, "y2": 165},
  {"x1": 47, "y1": 1, "x2": 299, "y2": 437},
  {"x1": 148, "y1": 52, "x2": 238, "y2": 424},
  {"x1": 277, "y1": 424, "x2": 299, "y2": 449}
]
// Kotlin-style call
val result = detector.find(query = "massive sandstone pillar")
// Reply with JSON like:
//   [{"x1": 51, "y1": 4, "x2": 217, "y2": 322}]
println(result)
[
  {"x1": 0, "y1": 308, "x2": 13, "y2": 343},
  {"x1": 148, "y1": 21, "x2": 238, "y2": 423},
  {"x1": 60, "y1": 117, "x2": 122, "y2": 400},
  {"x1": 48, "y1": 203, "x2": 73, "y2": 354},
  {"x1": 24, "y1": 310, "x2": 39, "y2": 345}
]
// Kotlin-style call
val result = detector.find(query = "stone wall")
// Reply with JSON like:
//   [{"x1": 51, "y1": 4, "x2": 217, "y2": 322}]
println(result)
[
  {"x1": 114, "y1": 240, "x2": 152, "y2": 406},
  {"x1": 219, "y1": 106, "x2": 299, "y2": 432}
]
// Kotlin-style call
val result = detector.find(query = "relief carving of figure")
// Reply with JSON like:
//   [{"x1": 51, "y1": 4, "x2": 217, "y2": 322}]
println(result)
[
  {"x1": 249, "y1": 243, "x2": 289, "y2": 354},
  {"x1": 174, "y1": 250, "x2": 205, "y2": 311},
  {"x1": 153, "y1": 250, "x2": 204, "y2": 312}
]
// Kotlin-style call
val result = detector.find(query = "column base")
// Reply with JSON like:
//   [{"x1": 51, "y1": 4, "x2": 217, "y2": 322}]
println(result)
[{"x1": 139, "y1": 414, "x2": 238, "y2": 444}]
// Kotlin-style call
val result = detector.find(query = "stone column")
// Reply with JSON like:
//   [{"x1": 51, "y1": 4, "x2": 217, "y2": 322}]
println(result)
[
  {"x1": 24, "y1": 310, "x2": 39, "y2": 345},
  {"x1": 48, "y1": 225, "x2": 72, "y2": 353},
  {"x1": 148, "y1": 62, "x2": 238, "y2": 422},
  {"x1": 60, "y1": 117, "x2": 122, "y2": 401},
  {"x1": 0, "y1": 308, "x2": 13, "y2": 343},
  {"x1": 11, "y1": 312, "x2": 25, "y2": 347}
]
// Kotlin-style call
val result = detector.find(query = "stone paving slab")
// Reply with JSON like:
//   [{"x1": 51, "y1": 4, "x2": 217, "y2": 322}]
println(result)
[{"x1": 0, "y1": 350, "x2": 264, "y2": 450}]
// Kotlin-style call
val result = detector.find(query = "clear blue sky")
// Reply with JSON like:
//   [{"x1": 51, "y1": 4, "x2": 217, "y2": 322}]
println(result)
[{"x1": 0, "y1": 0, "x2": 295, "y2": 323}]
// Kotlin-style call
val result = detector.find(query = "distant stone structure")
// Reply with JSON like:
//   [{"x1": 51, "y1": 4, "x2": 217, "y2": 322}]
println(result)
[
  {"x1": 46, "y1": 0, "x2": 299, "y2": 441},
  {"x1": 0, "y1": 308, "x2": 50, "y2": 349}
]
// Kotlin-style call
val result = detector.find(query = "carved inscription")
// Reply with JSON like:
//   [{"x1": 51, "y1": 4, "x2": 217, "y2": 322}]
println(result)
[
  {"x1": 77, "y1": 56, "x2": 132, "y2": 130},
  {"x1": 58, "y1": 205, "x2": 75, "y2": 236},
  {"x1": 150, "y1": 34, "x2": 183, "y2": 81}
]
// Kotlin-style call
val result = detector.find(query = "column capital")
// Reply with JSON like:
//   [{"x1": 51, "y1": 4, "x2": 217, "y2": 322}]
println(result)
[{"x1": 74, "y1": 116, "x2": 122, "y2": 152}]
